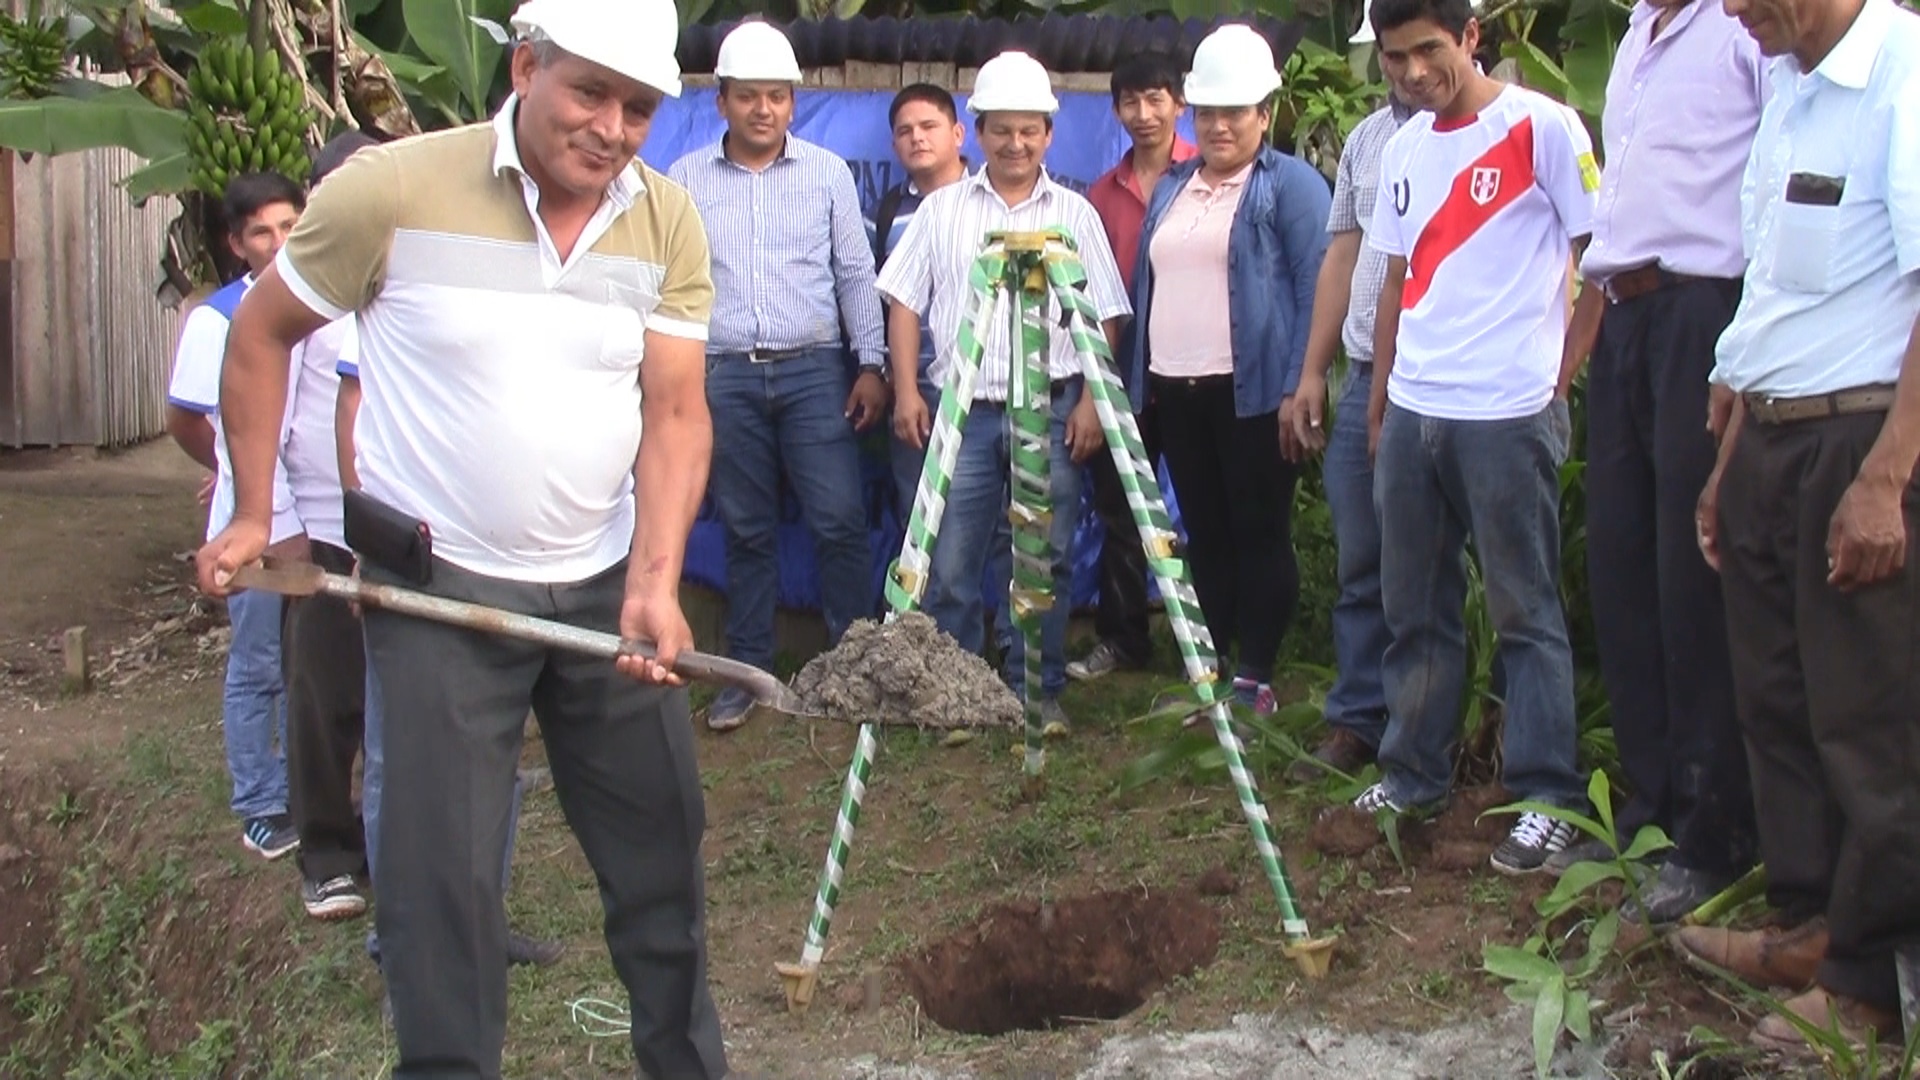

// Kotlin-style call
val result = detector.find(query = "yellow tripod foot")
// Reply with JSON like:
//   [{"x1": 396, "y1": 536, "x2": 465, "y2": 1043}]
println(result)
[
  {"x1": 1283, "y1": 936, "x2": 1339, "y2": 979},
  {"x1": 775, "y1": 961, "x2": 820, "y2": 1013}
]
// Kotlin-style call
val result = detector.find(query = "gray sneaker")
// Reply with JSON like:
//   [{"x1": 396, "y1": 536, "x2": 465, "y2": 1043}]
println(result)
[{"x1": 1066, "y1": 641, "x2": 1130, "y2": 682}]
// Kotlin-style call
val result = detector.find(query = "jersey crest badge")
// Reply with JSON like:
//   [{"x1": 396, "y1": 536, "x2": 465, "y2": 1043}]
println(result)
[{"x1": 1470, "y1": 167, "x2": 1501, "y2": 206}]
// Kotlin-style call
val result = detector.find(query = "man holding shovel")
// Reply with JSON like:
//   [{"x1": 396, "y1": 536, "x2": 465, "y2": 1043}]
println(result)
[{"x1": 195, "y1": 0, "x2": 728, "y2": 1075}]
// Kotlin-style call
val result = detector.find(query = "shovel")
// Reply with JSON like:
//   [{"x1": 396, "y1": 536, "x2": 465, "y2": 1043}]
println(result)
[{"x1": 230, "y1": 561, "x2": 818, "y2": 717}]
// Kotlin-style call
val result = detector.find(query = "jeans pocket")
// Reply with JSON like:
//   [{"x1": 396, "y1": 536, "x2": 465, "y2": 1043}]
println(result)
[{"x1": 1546, "y1": 399, "x2": 1572, "y2": 467}]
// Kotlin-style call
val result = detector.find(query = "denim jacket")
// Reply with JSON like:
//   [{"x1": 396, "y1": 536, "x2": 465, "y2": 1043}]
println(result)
[{"x1": 1124, "y1": 146, "x2": 1332, "y2": 418}]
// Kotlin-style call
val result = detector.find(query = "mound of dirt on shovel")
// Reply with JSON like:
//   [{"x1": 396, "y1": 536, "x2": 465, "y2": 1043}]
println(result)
[{"x1": 791, "y1": 612, "x2": 1023, "y2": 728}]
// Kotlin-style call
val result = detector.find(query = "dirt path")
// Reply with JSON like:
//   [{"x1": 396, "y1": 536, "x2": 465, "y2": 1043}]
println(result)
[{"x1": 0, "y1": 441, "x2": 212, "y2": 767}]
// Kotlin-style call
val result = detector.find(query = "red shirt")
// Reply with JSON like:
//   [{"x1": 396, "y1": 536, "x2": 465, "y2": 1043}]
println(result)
[{"x1": 1087, "y1": 137, "x2": 1199, "y2": 292}]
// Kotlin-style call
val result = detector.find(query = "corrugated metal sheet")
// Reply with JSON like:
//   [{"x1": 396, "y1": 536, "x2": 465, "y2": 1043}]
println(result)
[{"x1": 4, "y1": 144, "x2": 182, "y2": 448}]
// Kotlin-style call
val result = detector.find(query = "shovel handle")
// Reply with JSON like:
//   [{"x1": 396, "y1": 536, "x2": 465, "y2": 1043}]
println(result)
[{"x1": 334, "y1": 575, "x2": 785, "y2": 701}]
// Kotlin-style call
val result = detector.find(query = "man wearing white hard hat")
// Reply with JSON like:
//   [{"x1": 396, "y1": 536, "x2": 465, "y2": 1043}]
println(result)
[
  {"x1": 1126, "y1": 25, "x2": 1330, "y2": 718},
  {"x1": 876, "y1": 50, "x2": 1131, "y2": 731},
  {"x1": 669, "y1": 20, "x2": 889, "y2": 733},
  {"x1": 196, "y1": 0, "x2": 729, "y2": 1073}
]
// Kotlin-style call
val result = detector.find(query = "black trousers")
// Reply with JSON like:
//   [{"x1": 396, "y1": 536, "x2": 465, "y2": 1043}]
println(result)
[
  {"x1": 363, "y1": 557, "x2": 727, "y2": 1080},
  {"x1": 1585, "y1": 279, "x2": 1757, "y2": 875},
  {"x1": 1717, "y1": 409, "x2": 1920, "y2": 1012},
  {"x1": 283, "y1": 539, "x2": 369, "y2": 884},
  {"x1": 1086, "y1": 400, "x2": 1161, "y2": 666},
  {"x1": 1153, "y1": 373, "x2": 1301, "y2": 684}
]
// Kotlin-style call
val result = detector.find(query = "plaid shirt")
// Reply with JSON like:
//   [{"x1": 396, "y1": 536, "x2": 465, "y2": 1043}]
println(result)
[{"x1": 1329, "y1": 100, "x2": 1414, "y2": 363}]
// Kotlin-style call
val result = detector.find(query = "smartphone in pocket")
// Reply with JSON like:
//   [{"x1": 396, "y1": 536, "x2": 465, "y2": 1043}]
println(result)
[{"x1": 343, "y1": 489, "x2": 433, "y2": 586}]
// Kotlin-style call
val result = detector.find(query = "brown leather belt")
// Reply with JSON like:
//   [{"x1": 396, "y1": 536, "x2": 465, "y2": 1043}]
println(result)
[
  {"x1": 1741, "y1": 385, "x2": 1897, "y2": 425},
  {"x1": 1603, "y1": 264, "x2": 1715, "y2": 304}
]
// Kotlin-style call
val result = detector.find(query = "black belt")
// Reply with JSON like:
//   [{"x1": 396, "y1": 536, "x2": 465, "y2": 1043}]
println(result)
[
  {"x1": 714, "y1": 346, "x2": 823, "y2": 364},
  {"x1": 1741, "y1": 385, "x2": 1896, "y2": 425},
  {"x1": 979, "y1": 377, "x2": 1081, "y2": 405},
  {"x1": 1602, "y1": 264, "x2": 1736, "y2": 304},
  {"x1": 1149, "y1": 372, "x2": 1234, "y2": 390}
]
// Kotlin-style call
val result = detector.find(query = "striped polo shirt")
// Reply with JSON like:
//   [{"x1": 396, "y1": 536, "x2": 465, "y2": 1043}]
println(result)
[{"x1": 275, "y1": 97, "x2": 714, "y2": 584}]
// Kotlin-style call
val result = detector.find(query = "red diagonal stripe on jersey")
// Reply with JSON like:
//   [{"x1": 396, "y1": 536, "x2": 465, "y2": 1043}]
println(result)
[{"x1": 1403, "y1": 117, "x2": 1536, "y2": 311}]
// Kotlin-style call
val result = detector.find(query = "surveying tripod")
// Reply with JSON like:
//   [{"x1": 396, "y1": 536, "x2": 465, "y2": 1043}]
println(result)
[{"x1": 776, "y1": 229, "x2": 1334, "y2": 1010}]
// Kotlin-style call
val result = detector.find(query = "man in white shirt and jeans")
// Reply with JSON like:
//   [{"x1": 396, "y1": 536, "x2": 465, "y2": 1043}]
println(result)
[
  {"x1": 876, "y1": 51, "x2": 1131, "y2": 732},
  {"x1": 1358, "y1": 0, "x2": 1598, "y2": 874},
  {"x1": 165, "y1": 171, "x2": 305, "y2": 865}
]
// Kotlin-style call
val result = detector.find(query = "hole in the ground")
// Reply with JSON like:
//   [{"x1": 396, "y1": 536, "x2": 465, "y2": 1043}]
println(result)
[{"x1": 898, "y1": 887, "x2": 1220, "y2": 1036}]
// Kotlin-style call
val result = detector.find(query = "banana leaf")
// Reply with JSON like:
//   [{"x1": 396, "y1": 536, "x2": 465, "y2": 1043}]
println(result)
[
  {"x1": 122, "y1": 150, "x2": 191, "y2": 204},
  {"x1": 0, "y1": 84, "x2": 187, "y2": 161},
  {"x1": 400, "y1": 0, "x2": 510, "y2": 120}
]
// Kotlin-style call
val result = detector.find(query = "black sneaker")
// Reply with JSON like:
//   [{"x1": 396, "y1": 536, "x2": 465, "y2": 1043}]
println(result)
[
  {"x1": 1490, "y1": 812, "x2": 1579, "y2": 875},
  {"x1": 506, "y1": 931, "x2": 566, "y2": 967},
  {"x1": 242, "y1": 815, "x2": 300, "y2": 860},
  {"x1": 302, "y1": 874, "x2": 369, "y2": 921},
  {"x1": 1622, "y1": 862, "x2": 1736, "y2": 926}
]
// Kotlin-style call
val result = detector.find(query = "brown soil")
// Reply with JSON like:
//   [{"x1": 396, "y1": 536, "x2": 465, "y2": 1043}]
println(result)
[
  {"x1": 0, "y1": 764, "x2": 295, "y2": 1064},
  {"x1": 790, "y1": 611, "x2": 1024, "y2": 728},
  {"x1": 898, "y1": 886, "x2": 1221, "y2": 1037},
  {"x1": 1310, "y1": 784, "x2": 1520, "y2": 864}
]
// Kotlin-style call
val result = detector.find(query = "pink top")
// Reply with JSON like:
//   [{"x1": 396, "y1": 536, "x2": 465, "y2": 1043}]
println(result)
[
  {"x1": 1088, "y1": 138, "x2": 1200, "y2": 292},
  {"x1": 1147, "y1": 163, "x2": 1250, "y2": 379}
]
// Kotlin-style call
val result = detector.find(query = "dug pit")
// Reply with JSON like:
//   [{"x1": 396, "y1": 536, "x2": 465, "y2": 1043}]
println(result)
[
  {"x1": 791, "y1": 612, "x2": 1024, "y2": 728},
  {"x1": 899, "y1": 888, "x2": 1221, "y2": 1036}
]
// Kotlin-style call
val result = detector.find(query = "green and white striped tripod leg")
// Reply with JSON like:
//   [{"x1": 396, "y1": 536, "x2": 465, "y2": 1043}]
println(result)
[
  {"x1": 1005, "y1": 249, "x2": 1054, "y2": 778},
  {"x1": 1041, "y1": 238, "x2": 1336, "y2": 977},
  {"x1": 782, "y1": 249, "x2": 1005, "y2": 1012}
]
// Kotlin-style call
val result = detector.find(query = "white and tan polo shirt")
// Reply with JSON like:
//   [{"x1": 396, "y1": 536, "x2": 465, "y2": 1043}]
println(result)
[{"x1": 275, "y1": 98, "x2": 713, "y2": 584}]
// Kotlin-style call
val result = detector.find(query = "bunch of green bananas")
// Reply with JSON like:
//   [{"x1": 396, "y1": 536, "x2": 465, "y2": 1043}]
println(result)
[
  {"x1": 0, "y1": 10, "x2": 68, "y2": 100},
  {"x1": 185, "y1": 38, "x2": 315, "y2": 197}
]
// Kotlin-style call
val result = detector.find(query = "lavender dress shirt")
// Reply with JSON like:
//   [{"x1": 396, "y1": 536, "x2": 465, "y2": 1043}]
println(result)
[{"x1": 1581, "y1": 0, "x2": 1769, "y2": 282}]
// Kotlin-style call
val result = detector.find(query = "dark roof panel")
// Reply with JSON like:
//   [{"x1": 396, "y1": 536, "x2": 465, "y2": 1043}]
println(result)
[{"x1": 676, "y1": 14, "x2": 1307, "y2": 74}]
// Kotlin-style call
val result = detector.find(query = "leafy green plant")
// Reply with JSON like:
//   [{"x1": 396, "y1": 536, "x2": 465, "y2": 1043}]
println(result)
[
  {"x1": 1480, "y1": 771, "x2": 1671, "y2": 1078},
  {"x1": 1272, "y1": 38, "x2": 1385, "y2": 179}
]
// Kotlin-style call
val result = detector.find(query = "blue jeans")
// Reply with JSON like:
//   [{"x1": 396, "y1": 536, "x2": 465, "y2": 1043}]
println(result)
[
  {"x1": 707, "y1": 349, "x2": 871, "y2": 668},
  {"x1": 892, "y1": 376, "x2": 1013, "y2": 650},
  {"x1": 1373, "y1": 401, "x2": 1584, "y2": 810},
  {"x1": 223, "y1": 588, "x2": 288, "y2": 820},
  {"x1": 927, "y1": 380, "x2": 1084, "y2": 699},
  {"x1": 1320, "y1": 363, "x2": 1390, "y2": 744},
  {"x1": 363, "y1": 659, "x2": 522, "y2": 963}
]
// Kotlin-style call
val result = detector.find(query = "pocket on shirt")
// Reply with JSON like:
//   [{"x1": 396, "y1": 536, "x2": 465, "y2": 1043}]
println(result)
[
  {"x1": 1768, "y1": 202, "x2": 1840, "y2": 294},
  {"x1": 601, "y1": 281, "x2": 653, "y2": 369}
]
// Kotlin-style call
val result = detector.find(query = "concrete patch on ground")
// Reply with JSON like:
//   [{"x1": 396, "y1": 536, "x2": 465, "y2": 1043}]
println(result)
[
  {"x1": 792, "y1": 612, "x2": 1023, "y2": 729},
  {"x1": 834, "y1": 1010, "x2": 1548, "y2": 1080}
]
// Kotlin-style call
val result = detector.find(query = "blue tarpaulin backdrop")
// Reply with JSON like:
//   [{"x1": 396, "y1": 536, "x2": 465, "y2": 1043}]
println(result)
[{"x1": 643, "y1": 88, "x2": 1190, "y2": 615}]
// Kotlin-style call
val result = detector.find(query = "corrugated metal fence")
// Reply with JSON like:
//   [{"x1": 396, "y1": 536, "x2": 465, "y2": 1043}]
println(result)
[{"x1": 2, "y1": 144, "x2": 182, "y2": 448}]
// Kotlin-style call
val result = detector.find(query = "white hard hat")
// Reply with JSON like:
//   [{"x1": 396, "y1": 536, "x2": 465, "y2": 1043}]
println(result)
[
  {"x1": 510, "y1": 0, "x2": 683, "y2": 97},
  {"x1": 715, "y1": 20, "x2": 802, "y2": 82},
  {"x1": 1183, "y1": 25, "x2": 1282, "y2": 108},
  {"x1": 967, "y1": 51, "x2": 1060, "y2": 115},
  {"x1": 1354, "y1": 0, "x2": 1485, "y2": 45}
]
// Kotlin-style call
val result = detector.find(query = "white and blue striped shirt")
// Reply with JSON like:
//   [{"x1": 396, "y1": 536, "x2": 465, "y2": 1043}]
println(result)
[{"x1": 669, "y1": 134, "x2": 886, "y2": 368}]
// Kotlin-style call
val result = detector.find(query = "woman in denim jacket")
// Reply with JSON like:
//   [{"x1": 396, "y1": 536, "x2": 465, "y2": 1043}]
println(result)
[{"x1": 1125, "y1": 24, "x2": 1331, "y2": 714}]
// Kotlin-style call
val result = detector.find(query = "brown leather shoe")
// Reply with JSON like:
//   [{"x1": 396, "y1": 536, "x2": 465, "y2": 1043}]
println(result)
[
  {"x1": 1751, "y1": 987, "x2": 1903, "y2": 1052},
  {"x1": 1672, "y1": 920, "x2": 1828, "y2": 991},
  {"x1": 1286, "y1": 728, "x2": 1377, "y2": 784}
]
